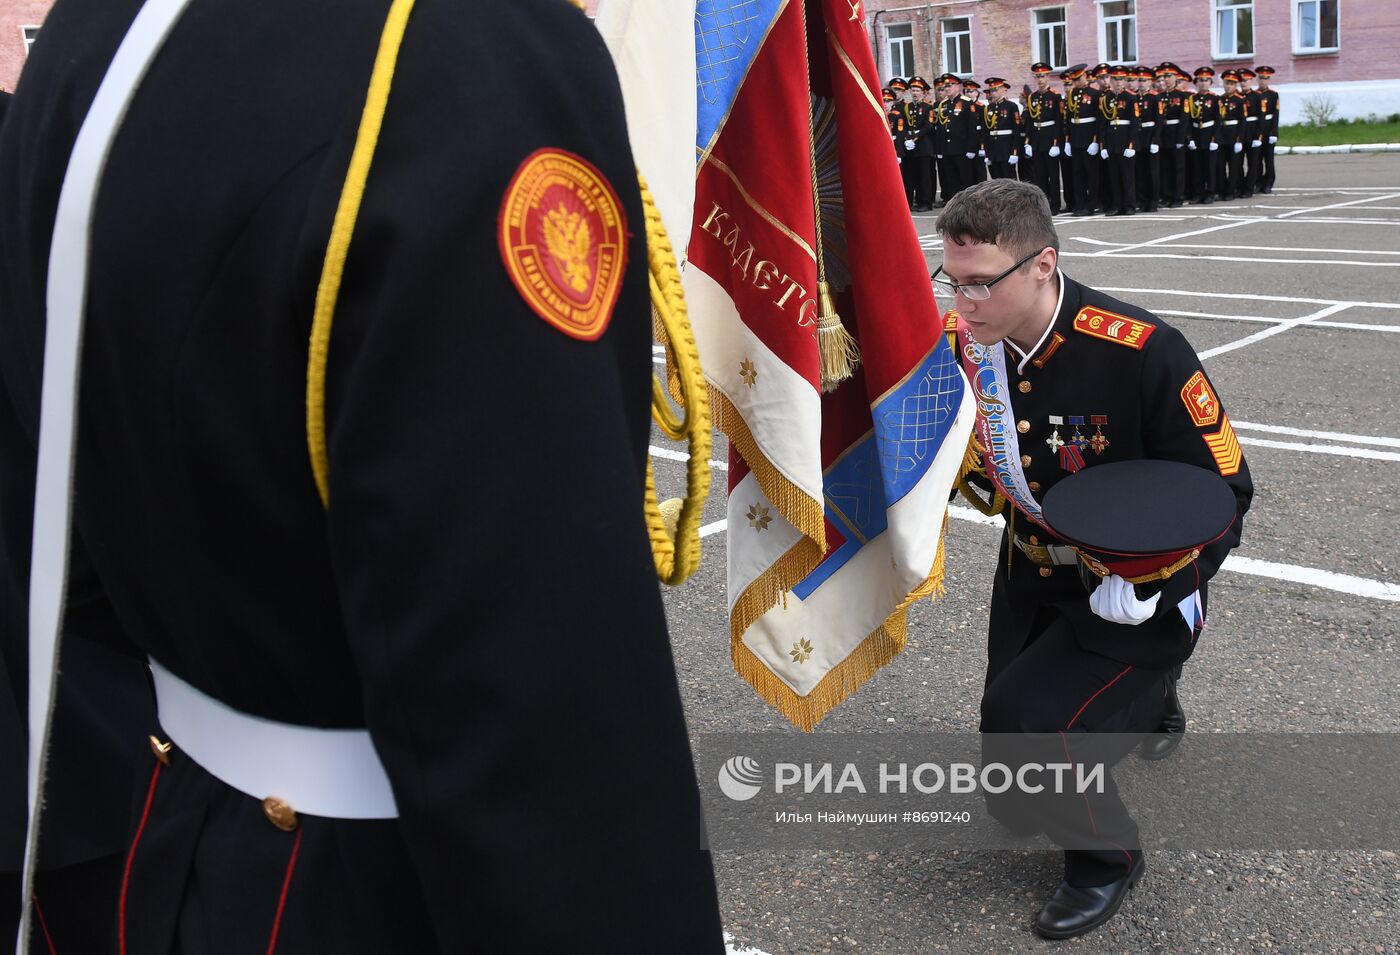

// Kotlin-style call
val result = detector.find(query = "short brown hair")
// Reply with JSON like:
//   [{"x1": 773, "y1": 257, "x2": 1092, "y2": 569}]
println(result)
[{"x1": 935, "y1": 179, "x2": 1059, "y2": 264}]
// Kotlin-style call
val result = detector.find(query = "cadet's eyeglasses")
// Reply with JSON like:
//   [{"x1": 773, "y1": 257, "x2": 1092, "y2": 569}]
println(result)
[{"x1": 931, "y1": 248, "x2": 1043, "y2": 301}]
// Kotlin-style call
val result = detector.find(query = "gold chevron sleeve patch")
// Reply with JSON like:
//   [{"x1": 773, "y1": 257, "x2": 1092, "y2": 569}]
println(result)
[{"x1": 1202, "y1": 415, "x2": 1243, "y2": 476}]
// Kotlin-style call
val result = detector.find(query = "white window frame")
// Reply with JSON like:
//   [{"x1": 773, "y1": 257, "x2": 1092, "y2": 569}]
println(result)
[
  {"x1": 22, "y1": 25, "x2": 40, "y2": 55},
  {"x1": 886, "y1": 22, "x2": 915, "y2": 80},
  {"x1": 1212, "y1": 0, "x2": 1254, "y2": 59},
  {"x1": 940, "y1": 16, "x2": 973, "y2": 78},
  {"x1": 1292, "y1": 0, "x2": 1339, "y2": 54},
  {"x1": 1031, "y1": 6, "x2": 1068, "y2": 71},
  {"x1": 1095, "y1": 0, "x2": 1137, "y2": 65}
]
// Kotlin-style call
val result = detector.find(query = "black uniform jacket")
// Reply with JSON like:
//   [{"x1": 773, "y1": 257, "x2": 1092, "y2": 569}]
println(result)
[
  {"x1": 0, "y1": 0, "x2": 722, "y2": 951},
  {"x1": 964, "y1": 275, "x2": 1253, "y2": 670}
]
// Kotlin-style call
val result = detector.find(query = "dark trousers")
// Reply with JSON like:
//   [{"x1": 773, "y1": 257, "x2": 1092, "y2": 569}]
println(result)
[
  {"x1": 1243, "y1": 142, "x2": 1261, "y2": 196},
  {"x1": 988, "y1": 158, "x2": 1016, "y2": 180},
  {"x1": 1030, "y1": 149, "x2": 1061, "y2": 211},
  {"x1": 937, "y1": 155, "x2": 962, "y2": 201},
  {"x1": 2, "y1": 854, "x2": 124, "y2": 955},
  {"x1": 1070, "y1": 148, "x2": 1098, "y2": 212},
  {"x1": 961, "y1": 155, "x2": 986, "y2": 188},
  {"x1": 1161, "y1": 144, "x2": 1187, "y2": 204},
  {"x1": 1191, "y1": 144, "x2": 1216, "y2": 201},
  {"x1": 1221, "y1": 142, "x2": 1245, "y2": 197},
  {"x1": 1259, "y1": 140, "x2": 1277, "y2": 191},
  {"x1": 1059, "y1": 154, "x2": 1075, "y2": 212},
  {"x1": 900, "y1": 154, "x2": 917, "y2": 207},
  {"x1": 1105, "y1": 151, "x2": 1136, "y2": 214},
  {"x1": 1135, "y1": 149, "x2": 1159, "y2": 210},
  {"x1": 909, "y1": 155, "x2": 935, "y2": 207},
  {"x1": 980, "y1": 605, "x2": 1167, "y2": 887}
]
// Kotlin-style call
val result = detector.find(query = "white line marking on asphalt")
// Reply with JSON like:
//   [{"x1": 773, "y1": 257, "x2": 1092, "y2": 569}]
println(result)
[
  {"x1": 1097, "y1": 286, "x2": 1400, "y2": 311},
  {"x1": 672, "y1": 502, "x2": 1400, "y2": 602},
  {"x1": 1072, "y1": 237, "x2": 1400, "y2": 257},
  {"x1": 1092, "y1": 191, "x2": 1400, "y2": 258},
  {"x1": 1223, "y1": 556, "x2": 1400, "y2": 602},
  {"x1": 1233, "y1": 421, "x2": 1400, "y2": 449},
  {"x1": 700, "y1": 519, "x2": 730, "y2": 538},
  {"x1": 1197, "y1": 302, "x2": 1352, "y2": 359},
  {"x1": 1153, "y1": 309, "x2": 1400, "y2": 334},
  {"x1": 650, "y1": 445, "x2": 728, "y2": 470},
  {"x1": 1235, "y1": 436, "x2": 1400, "y2": 463},
  {"x1": 725, "y1": 933, "x2": 776, "y2": 955},
  {"x1": 1064, "y1": 251, "x2": 1400, "y2": 268}
]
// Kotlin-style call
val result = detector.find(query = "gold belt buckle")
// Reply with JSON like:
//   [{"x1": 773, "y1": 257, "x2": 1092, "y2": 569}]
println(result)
[{"x1": 1014, "y1": 537, "x2": 1054, "y2": 567}]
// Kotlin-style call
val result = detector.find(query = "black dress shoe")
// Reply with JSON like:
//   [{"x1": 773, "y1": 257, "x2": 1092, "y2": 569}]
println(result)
[
  {"x1": 1072, "y1": 209, "x2": 1092, "y2": 217},
  {"x1": 1034, "y1": 854, "x2": 1145, "y2": 940},
  {"x1": 1141, "y1": 668, "x2": 1186, "y2": 760}
]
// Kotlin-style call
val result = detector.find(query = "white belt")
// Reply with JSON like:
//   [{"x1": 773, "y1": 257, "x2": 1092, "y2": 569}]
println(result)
[
  {"x1": 1224, "y1": 119, "x2": 1240, "y2": 125},
  {"x1": 1195, "y1": 120, "x2": 1216, "y2": 127},
  {"x1": 1033, "y1": 120, "x2": 1058, "y2": 128},
  {"x1": 1140, "y1": 121, "x2": 1156, "y2": 127},
  {"x1": 150, "y1": 659, "x2": 399, "y2": 819},
  {"x1": 1072, "y1": 117, "x2": 1097, "y2": 124},
  {"x1": 1264, "y1": 113, "x2": 1275, "y2": 119},
  {"x1": 1164, "y1": 119, "x2": 1182, "y2": 124},
  {"x1": 1245, "y1": 115, "x2": 1259, "y2": 121},
  {"x1": 989, "y1": 129, "x2": 1013, "y2": 136},
  {"x1": 1108, "y1": 120, "x2": 1131, "y2": 126}
]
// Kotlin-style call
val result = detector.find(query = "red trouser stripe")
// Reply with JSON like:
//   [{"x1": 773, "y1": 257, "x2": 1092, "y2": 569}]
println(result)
[
  {"x1": 119, "y1": 761, "x2": 163, "y2": 955},
  {"x1": 31, "y1": 892, "x2": 58, "y2": 955},
  {"x1": 264, "y1": 828, "x2": 304, "y2": 955}
]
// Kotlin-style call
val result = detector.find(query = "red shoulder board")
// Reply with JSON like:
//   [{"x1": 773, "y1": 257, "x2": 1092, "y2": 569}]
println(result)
[
  {"x1": 498, "y1": 148, "x2": 628, "y2": 341},
  {"x1": 943, "y1": 308, "x2": 961, "y2": 332},
  {"x1": 1073, "y1": 306, "x2": 1156, "y2": 349}
]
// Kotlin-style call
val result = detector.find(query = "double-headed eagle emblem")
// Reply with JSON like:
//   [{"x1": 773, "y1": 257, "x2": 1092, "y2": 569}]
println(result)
[{"x1": 544, "y1": 202, "x2": 593, "y2": 293}]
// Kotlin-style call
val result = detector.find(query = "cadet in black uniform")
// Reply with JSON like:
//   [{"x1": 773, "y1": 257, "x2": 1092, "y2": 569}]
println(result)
[
  {"x1": 907, "y1": 76, "x2": 938, "y2": 211},
  {"x1": 981, "y1": 78, "x2": 1022, "y2": 180},
  {"x1": 1057, "y1": 69, "x2": 1077, "y2": 214},
  {"x1": 933, "y1": 179, "x2": 1252, "y2": 940},
  {"x1": 1063, "y1": 65, "x2": 1101, "y2": 216},
  {"x1": 1134, "y1": 67, "x2": 1162, "y2": 212},
  {"x1": 1100, "y1": 67, "x2": 1138, "y2": 216},
  {"x1": 884, "y1": 85, "x2": 904, "y2": 159},
  {"x1": 0, "y1": 1, "x2": 724, "y2": 952},
  {"x1": 1025, "y1": 64, "x2": 1064, "y2": 214},
  {"x1": 890, "y1": 77, "x2": 919, "y2": 209},
  {"x1": 1239, "y1": 68, "x2": 1263, "y2": 198},
  {"x1": 1186, "y1": 67, "x2": 1221, "y2": 204},
  {"x1": 1219, "y1": 70, "x2": 1249, "y2": 199},
  {"x1": 1157, "y1": 65, "x2": 1190, "y2": 208},
  {"x1": 958, "y1": 78, "x2": 987, "y2": 188},
  {"x1": 1256, "y1": 66, "x2": 1281, "y2": 193}
]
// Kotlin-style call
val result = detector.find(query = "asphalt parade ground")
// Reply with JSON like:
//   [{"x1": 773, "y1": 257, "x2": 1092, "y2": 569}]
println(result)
[{"x1": 651, "y1": 153, "x2": 1400, "y2": 954}]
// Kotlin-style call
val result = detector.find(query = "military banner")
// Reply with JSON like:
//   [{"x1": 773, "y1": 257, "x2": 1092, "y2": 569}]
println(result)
[{"x1": 684, "y1": 0, "x2": 975, "y2": 730}]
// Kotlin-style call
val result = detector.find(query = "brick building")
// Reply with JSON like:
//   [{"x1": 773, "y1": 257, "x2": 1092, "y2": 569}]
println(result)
[
  {"x1": 6, "y1": 2, "x2": 1397, "y2": 125},
  {"x1": 865, "y1": 0, "x2": 1400, "y2": 124}
]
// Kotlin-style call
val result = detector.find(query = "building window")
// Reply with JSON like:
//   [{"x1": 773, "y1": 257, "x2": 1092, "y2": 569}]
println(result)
[
  {"x1": 1033, "y1": 8, "x2": 1068, "y2": 70},
  {"x1": 22, "y1": 26, "x2": 40, "y2": 55},
  {"x1": 1214, "y1": 0, "x2": 1253, "y2": 58},
  {"x1": 941, "y1": 17, "x2": 972, "y2": 77},
  {"x1": 1098, "y1": 0, "x2": 1136, "y2": 64},
  {"x1": 886, "y1": 22, "x2": 914, "y2": 79},
  {"x1": 1294, "y1": 0, "x2": 1338, "y2": 53}
]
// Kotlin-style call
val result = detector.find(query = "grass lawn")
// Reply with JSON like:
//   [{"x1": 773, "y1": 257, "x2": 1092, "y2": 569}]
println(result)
[{"x1": 1279, "y1": 118, "x2": 1400, "y2": 146}]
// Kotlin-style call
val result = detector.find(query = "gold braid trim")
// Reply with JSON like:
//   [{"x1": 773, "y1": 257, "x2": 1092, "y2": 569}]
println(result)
[
  {"x1": 640, "y1": 171, "x2": 711, "y2": 585},
  {"x1": 307, "y1": 0, "x2": 416, "y2": 507},
  {"x1": 732, "y1": 608, "x2": 909, "y2": 733}
]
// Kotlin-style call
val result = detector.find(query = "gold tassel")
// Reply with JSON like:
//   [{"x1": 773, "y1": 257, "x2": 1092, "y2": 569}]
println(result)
[{"x1": 816, "y1": 281, "x2": 860, "y2": 393}]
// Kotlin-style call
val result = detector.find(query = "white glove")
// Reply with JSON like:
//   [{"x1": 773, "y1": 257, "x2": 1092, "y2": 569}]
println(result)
[
  {"x1": 1233, "y1": 141, "x2": 1243, "y2": 153},
  {"x1": 905, "y1": 139, "x2": 916, "y2": 150},
  {"x1": 1123, "y1": 147, "x2": 1135, "y2": 158},
  {"x1": 1176, "y1": 143, "x2": 1185, "y2": 150},
  {"x1": 1089, "y1": 574, "x2": 1161, "y2": 626},
  {"x1": 965, "y1": 152, "x2": 976, "y2": 159},
  {"x1": 1009, "y1": 155, "x2": 1019, "y2": 165},
  {"x1": 1150, "y1": 143, "x2": 1159, "y2": 154},
  {"x1": 1268, "y1": 135, "x2": 1277, "y2": 144},
  {"x1": 1024, "y1": 144, "x2": 1033, "y2": 157},
  {"x1": 1063, "y1": 143, "x2": 1072, "y2": 157},
  {"x1": 1251, "y1": 139, "x2": 1261, "y2": 148},
  {"x1": 978, "y1": 148, "x2": 986, "y2": 157},
  {"x1": 897, "y1": 157, "x2": 902, "y2": 165},
  {"x1": 1101, "y1": 148, "x2": 1110, "y2": 159},
  {"x1": 1049, "y1": 145, "x2": 1061, "y2": 158},
  {"x1": 1187, "y1": 139, "x2": 1197, "y2": 150},
  {"x1": 1087, "y1": 142, "x2": 1099, "y2": 156},
  {"x1": 1209, "y1": 141, "x2": 1218, "y2": 151}
]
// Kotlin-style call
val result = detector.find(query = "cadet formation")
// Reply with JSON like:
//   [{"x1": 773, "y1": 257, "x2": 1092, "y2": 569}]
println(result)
[{"x1": 886, "y1": 62, "x2": 1281, "y2": 215}]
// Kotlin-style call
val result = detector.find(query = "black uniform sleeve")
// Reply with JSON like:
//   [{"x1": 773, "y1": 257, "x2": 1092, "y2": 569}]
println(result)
[
  {"x1": 1137, "y1": 327, "x2": 1253, "y2": 608},
  {"x1": 311, "y1": 4, "x2": 720, "y2": 949}
]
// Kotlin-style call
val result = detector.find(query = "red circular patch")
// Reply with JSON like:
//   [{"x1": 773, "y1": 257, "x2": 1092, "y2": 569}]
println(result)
[{"x1": 497, "y1": 148, "x2": 629, "y2": 341}]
